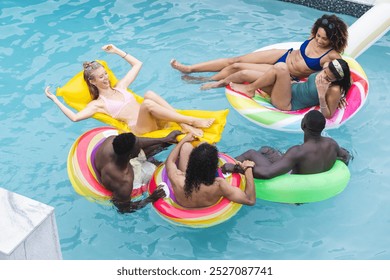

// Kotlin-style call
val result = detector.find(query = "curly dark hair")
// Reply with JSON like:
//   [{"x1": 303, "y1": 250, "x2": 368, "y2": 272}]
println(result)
[
  {"x1": 112, "y1": 133, "x2": 136, "y2": 156},
  {"x1": 184, "y1": 143, "x2": 219, "y2": 198},
  {"x1": 311, "y1": 14, "x2": 348, "y2": 53}
]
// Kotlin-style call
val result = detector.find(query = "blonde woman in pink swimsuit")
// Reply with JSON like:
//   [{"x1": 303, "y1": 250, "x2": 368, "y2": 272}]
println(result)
[{"x1": 45, "y1": 44, "x2": 214, "y2": 137}]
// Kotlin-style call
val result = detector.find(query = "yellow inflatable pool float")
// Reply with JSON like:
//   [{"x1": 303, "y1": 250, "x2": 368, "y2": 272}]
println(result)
[{"x1": 57, "y1": 60, "x2": 228, "y2": 144}]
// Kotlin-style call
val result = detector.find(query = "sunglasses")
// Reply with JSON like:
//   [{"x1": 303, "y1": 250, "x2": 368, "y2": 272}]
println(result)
[
  {"x1": 321, "y1": 18, "x2": 334, "y2": 30},
  {"x1": 84, "y1": 61, "x2": 100, "y2": 71}
]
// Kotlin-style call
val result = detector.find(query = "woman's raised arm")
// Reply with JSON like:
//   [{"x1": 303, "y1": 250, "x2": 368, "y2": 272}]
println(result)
[{"x1": 102, "y1": 44, "x2": 143, "y2": 90}]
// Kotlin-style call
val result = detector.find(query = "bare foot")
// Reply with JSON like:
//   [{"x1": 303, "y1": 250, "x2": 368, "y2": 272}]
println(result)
[
  {"x1": 229, "y1": 82, "x2": 255, "y2": 98},
  {"x1": 192, "y1": 118, "x2": 214, "y2": 128},
  {"x1": 182, "y1": 74, "x2": 212, "y2": 84},
  {"x1": 180, "y1": 123, "x2": 204, "y2": 138},
  {"x1": 170, "y1": 59, "x2": 191, "y2": 73},
  {"x1": 200, "y1": 80, "x2": 227, "y2": 90}
]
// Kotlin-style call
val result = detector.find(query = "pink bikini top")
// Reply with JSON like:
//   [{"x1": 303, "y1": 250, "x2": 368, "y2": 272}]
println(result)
[{"x1": 99, "y1": 88, "x2": 137, "y2": 119}]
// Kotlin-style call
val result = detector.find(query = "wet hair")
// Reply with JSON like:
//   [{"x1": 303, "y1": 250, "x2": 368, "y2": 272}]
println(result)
[
  {"x1": 303, "y1": 110, "x2": 326, "y2": 133},
  {"x1": 329, "y1": 58, "x2": 351, "y2": 97},
  {"x1": 311, "y1": 14, "x2": 348, "y2": 53},
  {"x1": 112, "y1": 133, "x2": 136, "y2": 156},
  {"x1": 83, "y1": 61, "x2": 105, "y2": 100},
  {"x1": 184, "y1": 143, "x2": 219, "y2": 198}
]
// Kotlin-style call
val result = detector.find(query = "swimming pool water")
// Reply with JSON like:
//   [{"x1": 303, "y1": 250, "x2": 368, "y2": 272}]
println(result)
[{"x1": 1, "y1": 0, "x2": 389, "y2": 260}]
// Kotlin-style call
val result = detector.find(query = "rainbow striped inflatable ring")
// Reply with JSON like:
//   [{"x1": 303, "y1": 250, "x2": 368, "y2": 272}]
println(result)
[
  {"x1": 148, "y1": 153, "x2": 245, "y2": 228},
  {"x1": 67, "y1": 126, "x2": 147, "y2": 204},
  {"x1": 225, "y1": 42, "x2": 369, "y2": 132}
]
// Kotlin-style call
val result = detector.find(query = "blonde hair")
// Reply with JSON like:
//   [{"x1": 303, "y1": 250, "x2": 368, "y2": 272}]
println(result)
[{"x1": 82, "y1": 61, "x2": 103, "y2": 100}]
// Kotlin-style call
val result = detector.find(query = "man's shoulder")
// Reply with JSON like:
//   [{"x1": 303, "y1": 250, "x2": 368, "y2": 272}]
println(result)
[
  {"x1": 285, "y1": 144, "x2": 303, "y2": 155},
  {"x1": 322, "y1": 136, "x2": 339, "y2": 146}
]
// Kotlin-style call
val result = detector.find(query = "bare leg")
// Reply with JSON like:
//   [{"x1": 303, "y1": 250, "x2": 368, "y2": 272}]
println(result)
[
  {"x1": 147, "y1": 91, "x2": 216, "y2": 128},
  {"x1": 143, "y1": 90, "x2": 176, "y2": 110},
  {"x1": 201, "y1": 69, "x2": 264, "y2": 90},
  {"x1": 229, "y1": 62, "x2": 292, "y2": 103},
  {"x1": 209, "y1": 62, "x2": 273, "y2": 81},
  {"x1": 135, "y1": 93, "x2": 214, "y2": 136},
  {"x1": 182, "y1": 62, "x2": 271, "y2": 84},
  {"x1": 170, "y1": 49, "x2": 286, "y2": 74},
  {"x1": 177, "y1": 142, "x2": 193, "y2": 171}
]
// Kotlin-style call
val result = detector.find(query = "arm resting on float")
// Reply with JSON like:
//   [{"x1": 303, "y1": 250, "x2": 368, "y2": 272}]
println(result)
[
  {"x1": 219, "y1": 161, "x2": 256, "y2": 206},
  {"x1": 337, "y1": 147, "x2": 352, "y2": 166},
  {"x1": 253, "y1": 147, "x2": 299, "y2": 179},
  {"x1": 45, "y1": 86, "x2": 98, "y2": 122},
  {"x1": 218, "y1": 170, "x2": 256, "y2": 206}
]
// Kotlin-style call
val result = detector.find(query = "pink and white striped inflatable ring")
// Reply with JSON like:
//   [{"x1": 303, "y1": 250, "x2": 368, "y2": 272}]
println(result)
[
  {"x1": 67, "y1": 127, "x2": 147, "y2": 204},
  {"x1": 225, "y1": 43, "x2": 369, "y2": 132}
]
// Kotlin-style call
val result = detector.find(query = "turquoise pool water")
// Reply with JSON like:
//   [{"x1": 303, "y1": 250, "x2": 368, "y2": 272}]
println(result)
[{"x1": 1, "y1": 0, "x2": 389, "y2": 260}]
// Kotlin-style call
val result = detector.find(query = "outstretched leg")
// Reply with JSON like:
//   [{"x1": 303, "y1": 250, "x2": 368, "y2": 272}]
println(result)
[
  {"x1": 136, "y1": 92, "x2": 214, "y2": 136},
  {"x1": 209, "y1": 62, "x2": 272, "y2": 81},
  {"x1": 200, "y1": 69, "x2": 264, "y2": 90},
  {"x1": 170, "y1": 57, "x2": 237, "y2": 74},
  {"x1": 230, "y1": 62, "x2": 292, "y2": 104},
  {"x1": 170, "y1": 50, "x2": 286, "y2": 74}
]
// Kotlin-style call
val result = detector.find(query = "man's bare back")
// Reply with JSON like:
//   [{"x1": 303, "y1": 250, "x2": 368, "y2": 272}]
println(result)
[
  {"x1": 93, "y1": 132, "x2": 182, "y2": 213},
  {"x1": 226, "y1": 111, "x2": 351, "y2": 179}
]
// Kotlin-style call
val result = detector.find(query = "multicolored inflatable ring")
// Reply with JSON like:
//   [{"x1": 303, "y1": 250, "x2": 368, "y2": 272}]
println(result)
[
  {"x1": 148, "y1": 153, "x2": 245, "y2": 228},
  {"x1": 67, "y1": 126, "x2": 147, "y2": 204},
  {"x1": 225, "y1": 42, "x2": 369, "y2": 132},
  {"x1": 255, "y1": 160, "x2": 350, "y2": 203}
]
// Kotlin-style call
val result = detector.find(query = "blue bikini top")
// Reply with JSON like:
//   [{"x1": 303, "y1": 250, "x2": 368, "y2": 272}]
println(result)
[{"x1": 300, "y1": 38, "x2": 333, "y2": 71}]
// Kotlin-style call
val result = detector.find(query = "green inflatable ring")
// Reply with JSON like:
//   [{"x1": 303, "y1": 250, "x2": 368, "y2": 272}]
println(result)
[{"x1": 255, "y1": 160, "x2": 350, "y2": 203}]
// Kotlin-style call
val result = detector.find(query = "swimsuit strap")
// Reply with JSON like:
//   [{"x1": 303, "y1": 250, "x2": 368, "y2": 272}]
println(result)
[
  {"x1": 300, "y1": 38, "x2": 333, "y2": 71},
  {"x1": 99, "y1": 88, "x2": 133, "y2": 118}
]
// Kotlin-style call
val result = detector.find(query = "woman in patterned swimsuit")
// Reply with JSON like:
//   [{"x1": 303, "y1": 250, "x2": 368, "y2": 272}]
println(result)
[
  {"x1": 170, "y1": 14, "x2": 348, "y2": 90},
  {"x1": 45, "y1": 44, "x2": 214, "y2": 137}
]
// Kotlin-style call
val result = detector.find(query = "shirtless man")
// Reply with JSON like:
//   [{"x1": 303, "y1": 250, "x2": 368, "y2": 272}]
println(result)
[
  {"x1": 94, "y1": 130, "x2": 182, "y2": 213},
  {"x1": 222, "y1": 110, "x2": 351, "y2": 178},
  {"x1": 166, "y1": 133, "x2": 256, "y2": 208}
]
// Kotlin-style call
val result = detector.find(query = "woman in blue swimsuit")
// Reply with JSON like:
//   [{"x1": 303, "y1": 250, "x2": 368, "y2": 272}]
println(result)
[
  {"x1": 171, "y1": 14, "x2": 348, "y2": 88},
  {"x1": 229, "y1": 59, "x2": 351, "y2": 119}
]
